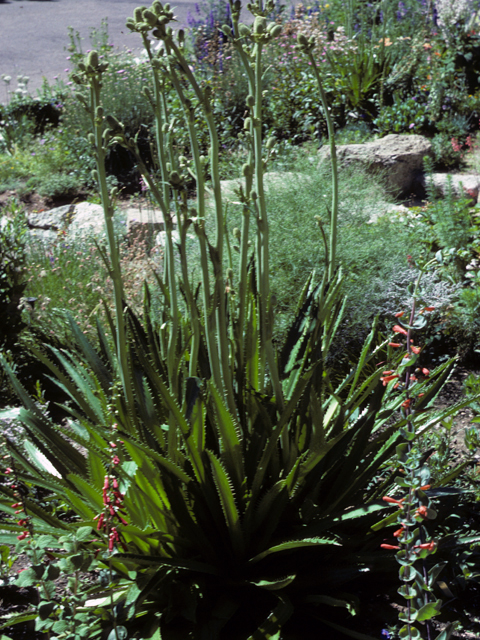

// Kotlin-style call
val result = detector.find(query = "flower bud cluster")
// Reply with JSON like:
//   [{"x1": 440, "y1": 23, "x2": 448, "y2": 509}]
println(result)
[
  {"x1": 93, "y1": 441, "x2": 127, "y2": 552},
  {"x1": 3, "y1": 463, "x2": 31, "y2": 541}
]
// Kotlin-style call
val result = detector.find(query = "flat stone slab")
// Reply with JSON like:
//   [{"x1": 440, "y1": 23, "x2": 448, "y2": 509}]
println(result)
[
  {"x1": 126, "y1": 206, "x2": 170, "y2": 243},
  {"x1": 429, "y1": 173, "x2": 480, "y2": 203}
]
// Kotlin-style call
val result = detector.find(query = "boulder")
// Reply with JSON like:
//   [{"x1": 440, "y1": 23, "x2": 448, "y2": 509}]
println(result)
[
  {"x1": 126, "y1": 206, "x2": 170, "y2": 244},
  {"x1": 318, "y1": 134, "x2": 432, "y2": 198},
  {"x1": 428, "y1": 173, "x2": 480, "y2": 203},
  {"x1": 27, "y1": 202, "x2": 107, "y2": 244}
]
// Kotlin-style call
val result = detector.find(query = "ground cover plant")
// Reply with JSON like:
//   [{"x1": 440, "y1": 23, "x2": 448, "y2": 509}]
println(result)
[{"x1": 1, "y1": 1, "x2": 480, "y2": 639}]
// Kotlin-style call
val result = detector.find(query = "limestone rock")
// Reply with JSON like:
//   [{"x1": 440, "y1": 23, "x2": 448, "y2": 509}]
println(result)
[
  {"x1": 318, "y1": 134, "x2": 432, "y2": 198},
  {"x1": 428, "y1": 173, "x2": 480, "y2": 203}
]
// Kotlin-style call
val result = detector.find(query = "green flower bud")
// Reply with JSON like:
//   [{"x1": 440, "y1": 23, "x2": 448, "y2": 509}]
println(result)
[
  {"x1": 178, "y1": 29, "x2": 185, "y2": 43},
  {"x1": 226, "y1": 268, "x2": 234, "y2": 280},
  {"x1": 166, "y1": 162, "x2": 171, "y2": 172},
  {"x1": 221, "y1": 24, "x2": 232, "y2": 37},
  {"x1": 246, "y1": 95, "x2": 255, "y2": 108},
  {"x1": 244, "y1": 117, "x2": 251, "y2": 130},
  {"x1": 253, "y1": 17, "x2": 267, "y2": 35},
  {"x1": 71, "y1": 74, "x2": 83, "y2": 85},
  {"x1": 251, "y1": 190, "x2": 258, "y2": 200},
  {"x1": 242, "y1": 163, "x2": 252, "y2": 178},
  {"x1": 91, "y1": 169, "x2": 99, "y2": 182},
  {"x1": 238, "y1": 23, "x2": 251, "y2": 37},
  {"x1": 199, "y1": 155, "x2": 207, "y2": 165},
  {"x1": 87, "y1": 50, "x2": 99, "y2": 69},
  {"x1": 110, "y1": 186, "x2": 119, "y2": 198},
  {"x1": 152, "y1": 1, "x2": 163, "y2": 16},
  {"x1": 142, "y1": 86, "x2": 153, "y2": 101},
  {"x1": 164, "y1": 2, "x2": 171, "y2": 11},
  {"x1": 297, "y1": 33, "x2": 308, "y2": 46},
  {"x1": 105, "y1": 115, "x2": 123, "y2": 133},
  {"x1": 269, "y1": 24, "x2": 282, "y2": 38},
  {"x1": 87, "y1": 133, "x2": 95, "y2": 145},
  {"x1": 126, "y1": 18, "x2": 137, "y2": 31},
  {"x1": 143, "y1": 9, "x2": 158, "y2": 27},
  {"x1": 152, "y1": 27, "x2": 165, "y2": 39},
  {"x1": 233, "y1": 227, "x2": 241, "y2": 241},
  {"x1": 162, "y1": 123, "x2": 169, "y2": 133},
  {"x1": 266, "y1": 136, "x2": 276, "y2": 150},
  {"x1": 95, "y1": 106, "x2": 104, "y2": 118},
  {"x1": 78, "y1": 62, "x2": 86, "y2": 72},
  {"x1": 169, "y1": 171, "x2": 182, "y2": 186},
  {"x1": 134, "y1": 7, "x2": 147, "y2": 22}
]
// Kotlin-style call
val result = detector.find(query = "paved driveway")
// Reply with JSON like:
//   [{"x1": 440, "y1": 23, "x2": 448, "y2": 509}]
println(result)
[{"x1": 0, "y1": 0, "x2": 206, "y2": 94}]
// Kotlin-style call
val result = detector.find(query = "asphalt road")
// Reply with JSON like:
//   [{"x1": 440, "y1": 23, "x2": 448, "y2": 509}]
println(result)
[{"x1": 0, "y1": 0, "x2": 221, "y2": 95}]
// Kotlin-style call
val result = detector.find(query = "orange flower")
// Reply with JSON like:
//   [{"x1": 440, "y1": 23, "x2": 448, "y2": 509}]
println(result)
[
  {"x1": 381, "y1": 543, "x2": 400, "y2": 550},
  {"x1": 416, "y1": 505, "x2": 428, "y2": 518},
  {"x1": 402, "y1": 398, "x2": 412, "y2": 409},
  {"x1": 395, "y1": 311, "x2": 405, "y2": 318},
  {"x1": 411, "y1": 345, "x2": 421, "y2": 354},
  {"x1": 393, "y1": 526, "x2": 405, "y2": 538},
  {"x1": 423, "y1": 42, "x2": 432, "y2": 49},
  {"x1": 421, "y1": 368, "x2": 430, "y2": 376},
  {"x1": 382, "y1": 496, "x2": 405, "y2": 506},
  {"x1": 381, "y1": 374, "x2": 399, "y2": 386},
  {"x1": 389, "y1": 342, "x2": 402, "y2": 348},
  {"x1": 393, "y1": 325, "x2": 408, "y2": 336}
]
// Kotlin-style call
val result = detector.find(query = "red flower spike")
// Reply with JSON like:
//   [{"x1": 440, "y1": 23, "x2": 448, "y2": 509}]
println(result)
[
  {"x1": 380, "y1": 544, "x2": 400, "y2": 550},
  {"x1": 393, "y1": 325, "x2": 408, "y2": 336}
]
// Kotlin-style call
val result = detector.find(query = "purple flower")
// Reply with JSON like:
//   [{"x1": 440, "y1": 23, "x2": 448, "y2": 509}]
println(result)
[{"x1": 409, "y1": 123, "x2": 415, "y2": 129}]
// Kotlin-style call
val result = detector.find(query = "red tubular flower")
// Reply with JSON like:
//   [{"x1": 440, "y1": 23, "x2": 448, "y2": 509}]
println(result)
[
  {"x1": 112, "y1": 455, "x2": 120, "y2": 465},
  {"x1": 421, "y1": 368, "x2": 430, "y2": 376},
  {"x1": 388, "y1": 342, "x2": 402, "y2": 348},
  {"x1": 393, "y1": 527, "x2": 405, "y2": 538},
  {"x1": 395, "y1": 311, "x2": 405, "y2": 318},
  {"x1": 393, "y1": 325, "x2": 408, "y2": 336},
  {"x1": 416, "y1": 505, "x2": 429, "y2": 518},
  {"x1": 416, "y1": 541, "x2": 435, "y2": 551},
  {"x1": 411, "y1": 345, "x2": 421, "y2": 354},
  {"x1": 419, "y1": 484, "x2": 431, "y2": 491},
  {"x1": 401, "y1": 398, "x2": 412, "y2": 409},
  {"x1": 109, "y1": 442, "x2": 117, "y2": 449},
  {"x1": 380, "y1": 544, "x2": 400, "y2": 550},
  {"x1": 381, "y1": 374, "x2": 399, "y2": 386},
  {"x1": 96, "y1": 513, "x2": 105, "y2": 531},
  {"x1": 17, "y1": 531, "x2": 29, "y2": 541},
  {"x1": 382, "y1": 496, "x2": 405, "y2": 506},
  {"x1": 4, "y1": 468, "x2": 13, "y2": 475}
]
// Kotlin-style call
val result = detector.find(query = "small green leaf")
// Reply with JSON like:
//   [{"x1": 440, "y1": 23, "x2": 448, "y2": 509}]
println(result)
[
  {"x1": 76, "y1": 526, "x2": 93, "y2": 541},
  {"x1": 107, "y1": 626, "x2": 128, "y2": 640},
  {"x1": 38, "y1": 601, "x2": 56, "y2": 620},
  {"x1": 251, "y1": 575, "x2": 296, "y2": 590},
  {"x1": 399, "y1": 625, "x2": 421, "y2": 639},
  {"x1": 399, "y1": 565, "x2": 415, "y2": 582},
  {"x1": 416, "y1": 599, "x2": 442, "y2": 621},
  {"x1": 15, "y1": 567, "x2": 38, "y2": 587}
]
